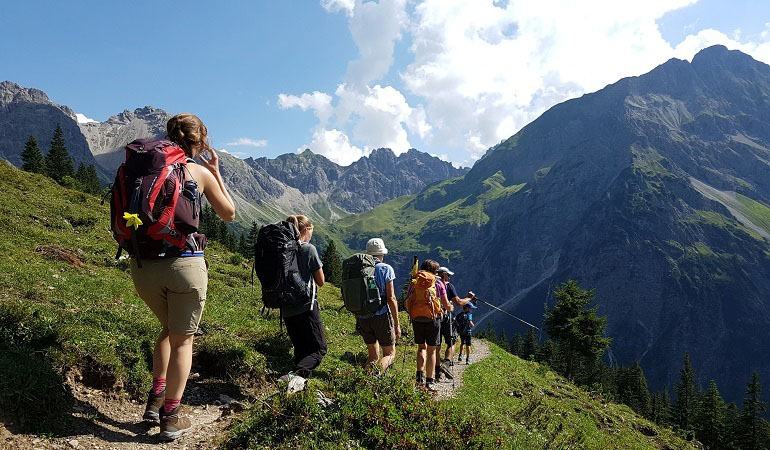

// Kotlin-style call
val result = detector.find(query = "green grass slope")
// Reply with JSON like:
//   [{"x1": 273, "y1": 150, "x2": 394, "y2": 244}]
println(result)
[{"x1": 0, "y1": 161, "x2": 697, "y2": 449}]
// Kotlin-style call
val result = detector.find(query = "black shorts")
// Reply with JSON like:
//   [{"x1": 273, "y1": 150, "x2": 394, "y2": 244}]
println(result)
[
  {"x1": 356, "y1": 312, "x2": 395, "y2": 346},
  {"x1": 439, "y1": 314, "x2": 457, "y2": 346},
  {"x1": 460, "y1": 333, "x2": 472, "y2": 346},
  {"x1": 412, "y1": 318, "x2": 440, "y2": 346}
]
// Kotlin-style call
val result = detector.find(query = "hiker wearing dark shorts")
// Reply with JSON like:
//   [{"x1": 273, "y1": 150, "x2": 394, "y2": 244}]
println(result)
[
  {"x1": 278, "y1": 215, "x2": 328, "y2": 393},
  {"x1": 437, "y1": 266, "x2": 475, "y2": 369},
  {"x1": 409, "y1": 260, "x2": 451, "y2": 392},
  {"x1": 456, "y1": 302, "x2": 476, "y2": 364},
  {"x1": 128, "y1": 114, "x2": 235, "y2": 441},
  {"x1": 356, "y1": 238, "x2": 401, "y2": 372}
]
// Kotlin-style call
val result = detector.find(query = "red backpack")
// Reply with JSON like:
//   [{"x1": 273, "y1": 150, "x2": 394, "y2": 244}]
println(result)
[{"x1": 109, "y1": 139, "x2": 202, "y2": 267}]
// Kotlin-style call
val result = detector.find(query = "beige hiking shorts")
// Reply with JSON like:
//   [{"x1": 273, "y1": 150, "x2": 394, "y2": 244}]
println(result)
[{"x1": 130, "y1": 257, "x2": 208, "y2": 335}]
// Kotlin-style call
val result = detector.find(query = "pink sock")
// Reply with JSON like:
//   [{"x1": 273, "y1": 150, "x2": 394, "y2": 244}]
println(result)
[
  {"x1": 152, "y1": 377, "x2": 166, "y2": 395},
  {"x1": 164, "y1": 398, "x2": 181, "y2": 414}
]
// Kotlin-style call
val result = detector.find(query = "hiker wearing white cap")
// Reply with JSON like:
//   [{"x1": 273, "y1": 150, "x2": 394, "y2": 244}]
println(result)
[
  {"x1": 355, "y1": 238, "x2": 400, "y2": 372},
  {"x1": 437, "y1": 266, "x2": 475, "y2": 372}
]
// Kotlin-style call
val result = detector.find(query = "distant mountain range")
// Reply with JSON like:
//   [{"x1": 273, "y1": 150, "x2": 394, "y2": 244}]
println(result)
[
  {"x1": 329, "y1": 45, "x2": 770, "y2": 405},
  {"x1": 0, "y1": 81, "x2": 467, "y2": 224}
]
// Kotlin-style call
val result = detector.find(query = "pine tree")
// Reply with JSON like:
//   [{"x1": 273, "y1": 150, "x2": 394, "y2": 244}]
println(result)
[
  {"x1": 21, "y1": 135, "x2": 45, "y2": 173},
  {"x1": 673, "y1": 353, "x2": 699, "y2": 433},
  {"x1": 238, "y1": 233, "x2": 248, "y2": 256},
  {"x1": 626, "y1": 361, "x2": 652, "y2": 419},
  {"x1": 83, "y1": 164, "x2": 101, "y2": 194},
  {"x1": 75, "y1": 163, "x2": 88, "y2": 190},
  {"x1": 509, "y1": 333, "x2": 522, "y2": 357},
  {"x1": 535, "y1": 339, "x2": 559, "y2": 368},
  {"x1": 543, "y1": 280, "x2": 611, "y2": 381},
  {"x1": 498, "y1": 329, "x2": 509, "y2": 352},
  {"x1": 200, "y1": 205, "x2": 219, "y2": 240},
  {"x1": 652, "y1": 388, "x2": 672, "y2": 426},
  {"x1": 738, "y1": 372, "x2": 768, "y2": 450},
  {"x1": 521, "y1": 327, "x2": 539, "y2": 360},
  {"x1": 696, "y1": 380, "x2": 727, "y2": 449},
  {"x1": 321, "y1": 240, "x2": 342, "y2": 286},
  {"x1": 246, "y1": 221, "x2": 260, "y2": 258},
  {"x1": 45, "y1": 124, "x2": 74, "y2": 182}
]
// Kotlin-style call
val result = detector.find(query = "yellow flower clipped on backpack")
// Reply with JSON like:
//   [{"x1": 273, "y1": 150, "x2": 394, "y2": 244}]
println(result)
[{"x1": 123, "y1": 212, "x2": 143, "y2": 230}]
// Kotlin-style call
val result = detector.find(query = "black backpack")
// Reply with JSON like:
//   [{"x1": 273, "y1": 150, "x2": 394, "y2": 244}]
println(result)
[
  {"x1": 341, "y1": 253, "x2": 385, "y2": 318},
  {"x1": 454, "y1": 312, "x2": 470, "y2": 335},
  {"x1": 253, "y1": 221, "x2": 311, "y2": 309}
]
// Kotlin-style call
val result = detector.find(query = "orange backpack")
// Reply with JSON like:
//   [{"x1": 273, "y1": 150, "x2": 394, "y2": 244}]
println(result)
[{"x1": 405, "y1": 270, "x2": 440, "y2": 320}]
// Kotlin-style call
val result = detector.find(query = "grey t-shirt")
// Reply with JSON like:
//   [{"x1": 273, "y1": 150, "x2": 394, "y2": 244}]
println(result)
[{"x1": 281, "y1": 242, "x2": 323, "y2": 318}]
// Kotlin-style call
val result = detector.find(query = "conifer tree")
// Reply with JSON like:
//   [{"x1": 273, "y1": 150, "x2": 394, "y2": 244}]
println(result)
[
  {"x1": 509, "y1": 333, "x2": 522, "y2": 357},
  {"x1": 45, "y1": 124, "x2": 74, "y2": 182},
  {"x1": 673, "y1": 353, "x2": 699, "y2": 433},
  {"x1": 83, "y1": 164, "x2": 100, "y2": 194},
  {"x1": 238, "y1": 233, "x2": 248, "y2": 256},
  {"x1": 246, "y1": 221, "x2": 259, "y2": 258},
  {"x1": 626, "y1": 361, "x2": 652, "y2": 419},
  {"x1": 543, "y1": 280, "x2": 611, "y2": 381},
  {"x1": 498, "y1": 329, "x2": 509, "y2": 352},
  {"x1": 21, "y1": 135, "x2": 45, "y2": 173},
  {"x1": 738, "y1": 371, "x2": 768, "y2": 450},
  {"x1": 200, "y1": 205, "x2": 219, "y2": 240},
  {"x1": 521, "y1": 327, "x2": 539, "y2": 360},
  {"x1": 535, "y1": 339, "x2": 558, "y2": 368},
  {"x1": 652, "y1": 388, "x2": 672, "y2": 426},
  {"x1": 321, "y1": 240, "x2": 342, "y2": 286},
  {"x1": 696, "y1": 380, "x2": 727, "y2": 450}
]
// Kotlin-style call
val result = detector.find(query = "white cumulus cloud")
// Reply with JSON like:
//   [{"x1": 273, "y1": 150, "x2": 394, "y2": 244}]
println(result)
[
  {"x1": 293, "y1": 0, "x2": 770, "y2": 166},
  {"x1": 224, "y1": 137, "x2": 268, "y2": 147},
  {"x1": 300, "y1": 128, "x2": 365, "y2": 166},
  {"x1": 320, "y1": 0, "x2": 355, "y2": 16}
]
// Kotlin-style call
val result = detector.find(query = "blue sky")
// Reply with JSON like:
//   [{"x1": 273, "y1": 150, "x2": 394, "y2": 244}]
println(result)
[{"x1": 1, "y1": 0, "x2": 769, "y2": 166}]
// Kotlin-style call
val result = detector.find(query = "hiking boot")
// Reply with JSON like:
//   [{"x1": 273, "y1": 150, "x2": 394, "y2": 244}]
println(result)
[
  {"x1": 159, "y1": 405, "x2": 191, "y2": 441},
  {"x1": 142, "y1": 388, "x2": 165, "y2": 423},
  {"x1": 466, "y1": 357, "x2": 470, "y2": 365},
  {"x1": 425, "y1": 381, "x2": 439, "y2": 395},
  {"x1": 278, "y1": 372, "x2": 307, "y2": 394},
  {"x1": 458, "y1": 354, "x2": 463, "y2": 362}
]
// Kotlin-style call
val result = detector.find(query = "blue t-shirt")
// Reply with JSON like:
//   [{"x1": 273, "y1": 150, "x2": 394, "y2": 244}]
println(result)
[
  {"x1": 446, "y1": 281, "x2": 458, "y2": 302},
  {"x1": 373, "y1": 257, "x2": 395, "y2": 316}
]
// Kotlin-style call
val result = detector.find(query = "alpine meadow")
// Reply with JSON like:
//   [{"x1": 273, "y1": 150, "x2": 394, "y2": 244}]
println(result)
[{"x1": 2, "y1": 1, "x2": 770, "y2": 448}]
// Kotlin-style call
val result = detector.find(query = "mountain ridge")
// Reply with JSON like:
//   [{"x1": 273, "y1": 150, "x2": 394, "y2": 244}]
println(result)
[{"x1": 328, "y1": 45, "x2": 770, "y2": 406}]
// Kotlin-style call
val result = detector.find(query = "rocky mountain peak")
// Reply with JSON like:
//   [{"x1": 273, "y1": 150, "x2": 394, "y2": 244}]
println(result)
[{"x1": 0, "y1": 80, "x2": 53, "y2": 105}]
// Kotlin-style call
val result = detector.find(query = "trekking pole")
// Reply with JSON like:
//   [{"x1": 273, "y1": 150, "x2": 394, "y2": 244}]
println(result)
[{"x1": 474, "y1": 298, "x2": 540, "y2": 330}]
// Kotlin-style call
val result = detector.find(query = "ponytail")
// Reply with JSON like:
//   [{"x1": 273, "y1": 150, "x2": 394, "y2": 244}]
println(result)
[{"x1": 286, "y1": 215, "x2": 313, "y2": 234}]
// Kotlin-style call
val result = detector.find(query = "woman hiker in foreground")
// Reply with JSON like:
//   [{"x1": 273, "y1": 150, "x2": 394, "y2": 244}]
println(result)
[{"x1": 118, "y1": 113, "x2": 235, "y2": 441}]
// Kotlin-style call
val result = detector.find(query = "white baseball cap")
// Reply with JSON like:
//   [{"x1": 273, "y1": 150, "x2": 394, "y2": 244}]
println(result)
[
  {"x1": 365, "y1": 238, "x2": 388, "y2": 255},
  {"x1": 438, "y1": 266, "x2": 454, "y2": 276}
]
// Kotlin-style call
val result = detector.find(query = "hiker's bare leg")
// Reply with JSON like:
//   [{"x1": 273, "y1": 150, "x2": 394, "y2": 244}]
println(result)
[
  {"x1": 153, "y1": 327, "x2": 170, "y2": 379},
  {"x1": 380, "y1": 345, "x2": 395, "y2": 370},
  {"x1": 366, "y1": 342, "x2": 380, "y2": 367},
  {"x1": 166, "y1": 333, "x2": 194, "y2": 400},
  {"x1": 466, "y1": 345, "x2": 471, "y2": 357},
  {"x1": 426, "y1": 345, "x2": 437, "y2": 378},
  {"x1": 457, "y1": 342, "x2": 464, "y2": 356},
  {"x1": 417, "y1": 343, "x2": 427, "y2": 372},
  {"x1": 445, "y1": 343, "x2": 454, "y2": 361}
]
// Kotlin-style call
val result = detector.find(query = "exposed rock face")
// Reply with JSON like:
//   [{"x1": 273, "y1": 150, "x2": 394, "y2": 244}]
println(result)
[
  {"x1": 0, "y1": 81, "x2": 465, "y2": 225},
  {"x1": 251, "y1": 147, "x2": 468, "y2": 213},
  {"x1": 0, "y1": 81, "x2": 98, "y2": 172},
  {"x1": 333, "y1": 46, "x2": 770, "y2": 405},
  {"x1": 79, "y1": 106, "x2": 171, "y2": 173}
]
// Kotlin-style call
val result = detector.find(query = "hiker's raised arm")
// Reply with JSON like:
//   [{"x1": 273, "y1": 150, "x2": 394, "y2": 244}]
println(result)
[
  {"x1": 195, "y1": 158, "x2": 235, "y2": 222},
  {"x1": 313, "y1": 268, "x2": 325, "y2": 287},
  {"x1": 198, "y1": 149, "x2": 235, "y2": 222}
]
